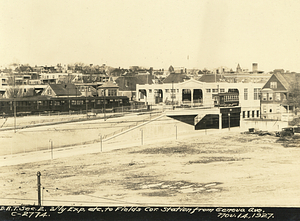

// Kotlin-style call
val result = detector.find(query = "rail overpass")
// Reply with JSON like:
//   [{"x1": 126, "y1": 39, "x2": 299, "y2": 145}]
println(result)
[{"x1": 165, "y1": 107, "x2": 241, "y2": 130}]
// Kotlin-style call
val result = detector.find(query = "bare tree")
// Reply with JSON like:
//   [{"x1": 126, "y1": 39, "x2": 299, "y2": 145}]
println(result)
[{"x1": 5, "y1": 73, "x2": 24, "y2": 98}]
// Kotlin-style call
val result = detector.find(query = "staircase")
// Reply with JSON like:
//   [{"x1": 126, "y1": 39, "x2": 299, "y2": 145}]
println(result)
[{"x1": 194, "y1": 114, "x2": 204, "y2": 125}]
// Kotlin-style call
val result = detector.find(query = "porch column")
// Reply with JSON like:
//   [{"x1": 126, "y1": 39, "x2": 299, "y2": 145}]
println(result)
[
  {"x1": 145, "y1": 89, "x2": 148, "y2": 105},
  {"x1": 191, "y1": 89, "x2": 194, "y2": 107}
]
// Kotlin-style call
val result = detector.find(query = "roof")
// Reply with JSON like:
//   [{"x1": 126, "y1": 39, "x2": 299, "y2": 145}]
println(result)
[
  {"x1": 98, "y1": 81, "x2": 119, "y2": 88},
  {"x1": 49, "y1": 84, "x2": 81, "y2": 96},
  {"x1": 274, "y1": 73, "x2": 300, "y2": 90},
  {"x1": 115, "y1": 75, "x2": 158, "y2": 91},
  {"x1": 198, "y1": 74, "x2": 225, "y2": 83},
  {"x1": 163, "y1": 73, "x2": 190, "y2": 83}
]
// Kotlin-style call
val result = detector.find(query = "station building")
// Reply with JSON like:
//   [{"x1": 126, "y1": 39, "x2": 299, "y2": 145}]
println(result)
[{"x1": 136, "y1": 79, "x2": 264, "y2": 120}]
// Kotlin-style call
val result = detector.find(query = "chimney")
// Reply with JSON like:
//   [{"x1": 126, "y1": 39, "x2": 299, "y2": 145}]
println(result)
[{"x1": 252, "y1": 63, "x2": 258, "y2": 73}]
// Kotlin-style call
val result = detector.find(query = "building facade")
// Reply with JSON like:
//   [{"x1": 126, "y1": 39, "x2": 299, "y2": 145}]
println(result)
[
  {"x1": 136, "y1": 79, "x2": 263, "y2": 120},
  {"x1": 260, "y1": 71, "x2": 300, "y2": 121}
]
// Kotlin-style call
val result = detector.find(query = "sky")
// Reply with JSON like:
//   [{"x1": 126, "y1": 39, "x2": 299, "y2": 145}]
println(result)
[{"x1": 1, "y1": 0, "x2": 300, "y2": 72}]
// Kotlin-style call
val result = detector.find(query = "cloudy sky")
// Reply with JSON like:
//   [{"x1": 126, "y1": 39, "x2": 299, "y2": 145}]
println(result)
[{"x1": 1, "y1": 0, "x2": 300, "y2": 72}]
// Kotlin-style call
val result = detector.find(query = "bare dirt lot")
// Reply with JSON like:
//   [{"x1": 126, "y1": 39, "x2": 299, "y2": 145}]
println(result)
[{"x1": 1, "y1": 123, "x2": 300, "y2": 207}]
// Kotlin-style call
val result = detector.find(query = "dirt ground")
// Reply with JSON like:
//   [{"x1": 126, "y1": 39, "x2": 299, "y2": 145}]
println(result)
[
  {"x1": 0, "y1": 113, "x2": 157, "y2": 155},
  {"x1": 1, "y1": 122, "x2": 300, "y2": 207}
]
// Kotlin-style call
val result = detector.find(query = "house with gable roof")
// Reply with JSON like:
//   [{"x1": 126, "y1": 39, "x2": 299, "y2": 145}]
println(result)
[
  {"x1": 97, "y1": 80, "x2": 119, "y2": 97},
  {"x1": 41, "y1": 83, "x2": 81, "y2": 97},
  {"x1": 260, "y1": 70, "x2": 300, "y2": 120},
  {"x1": 115, "y1": 73, "x2": 159, "y2": 101}
]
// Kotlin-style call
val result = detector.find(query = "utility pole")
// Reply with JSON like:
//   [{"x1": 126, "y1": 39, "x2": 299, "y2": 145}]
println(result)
[
  {"x1": 13, "y1": 74, "x2": 16, "y2": 133},
  {"x1": 172, "y1": 81, "x2": 174, "y2": 108},
  {"x1": 37, "y1": 171, "x2": 41, "y2": 206},
  {"x1": 103, "y1": 88, "x2": 106, "y2": 121},
  {"x1": 86, "y1": 86, "x2": 88, "y2": 118}
]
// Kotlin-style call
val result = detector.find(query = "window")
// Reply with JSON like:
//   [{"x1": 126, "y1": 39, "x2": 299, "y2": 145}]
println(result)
[
  {"x1": 243, "y1": 111, "x2": 245, "y2": 118},
  {"x1": 270, "y1": 82, "x2": 277, "y2": 89},
  {"x1": 165, "y1": 89, "x2": 169, "y2": 93},
  {"x1": 77, "y1": 100, "x2": 83, "y2": 105},
  {"x1": 254, "y1": 88, "x2": 260, "y2": 100},
  {"x1": 220, "y1": 89, "x2": 225, "y2": 93},
  {"x1": 244, "y1": 88, "x2": 248, "y2": 100},
  {"x1": 263, "y1": 105, "x2": 267, "y2": 113},
  {"x1": 206, "y1": 89, "x2": 211, "y2": 93},
  {"x1": 247, "y1": 111, "x2": 250, "y2": 118},
  {"x1": 269, "y1": 93, "x2": 273, "y2": 101},
  {"x1": 262, "y1": 93, "x2": 267, "y2": 101},
  {"x1": 149, "y1": 89, "x2": 152, "y2": 93},
  {"x1": 269, "y1": 109, "x2": 272, "y2": 113},
  {"x1": 47, "y1": 89, "x2": 52, "y2": 95},
  {"x1": 256, "y1": 110, "x2": 259, "y2": 117},
  {"x1": 252, "y1": 111, "x2": 255, "y2": 118},
  {"x1": 212, "y1": 89, "x2": 218, "y2": 93},
  {"x1": 276, "y1": 93, "x2": 281, "y2": 101},
  {"x1": 276, "y1": 107, "x2": 280, "y2": 113},
  {"x1": 108, "y1": 89, "x2": 117, "y2": 96}
]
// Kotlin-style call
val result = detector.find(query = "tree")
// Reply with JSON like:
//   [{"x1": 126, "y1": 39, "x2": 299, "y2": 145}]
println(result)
[
  {"x1": 168, "y1": 65, "x2": 174, "y2": 73},
  {"x1": 5, "y1": 73, "x2": 24, "y2": 98},
  {"x1": 15, "y1": 64, "x2": 33, "y2": 73},
  {"x1": 287, "y1": 76, "x2": 300, "y2": 115}
]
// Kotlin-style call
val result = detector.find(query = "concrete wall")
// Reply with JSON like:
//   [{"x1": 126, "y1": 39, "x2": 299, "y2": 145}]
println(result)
[
  {"x1": 105, "y1": 115, "x2": 194, "y2": 146},
  {"x1": 240, "y1": 119, "x2": 288, "y2": 132}
]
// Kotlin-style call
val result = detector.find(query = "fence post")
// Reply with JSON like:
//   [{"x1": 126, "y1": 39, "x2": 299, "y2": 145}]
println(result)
[
  {"x1": 49, "y1": 139, "x2": 53, "y2": 160},
  {"x1": 99, "y1": 134, "x2": 102, "y2": 152},
  {"x1": 140, "y1": 129, "x2": 143, "y2": 145},
  {"x1": 37, "y1": 171, "x2": 41, "y2": 206}
]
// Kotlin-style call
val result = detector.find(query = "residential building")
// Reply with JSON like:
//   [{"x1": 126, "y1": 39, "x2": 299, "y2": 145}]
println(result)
[
  {"x1": 115, "y1": 73, "x2": 159, "y2": 101},
  {"x1": 260, "y1": 71, "x2": 300, "y2": 121},
  {"x1": 41, "y1": 83, "x2": 81, "y2": 97},
  {"x1": 97, "y1": 81, "x2": 119, "y2": 97}
]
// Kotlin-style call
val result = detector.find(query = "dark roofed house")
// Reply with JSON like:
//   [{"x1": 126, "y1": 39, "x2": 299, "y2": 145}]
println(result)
[
  {"x1": 261, "y1": 72, "x2": 300, "y2": 120},
  {"x1": 198, "y1": 74, "x2": 225, "y2": 83},
  {"x1": 41, "y1": 83, "x2": 81, "y2": 97},
  {"x1": 97, "y1": 81, "x2": 119, "y2": 97},
  {"x1": 115, "y1": 74, "x2": 159, "y2": 101},
  {"x1": 163, "y1": 73, "x2": 190, "y2": 83}
]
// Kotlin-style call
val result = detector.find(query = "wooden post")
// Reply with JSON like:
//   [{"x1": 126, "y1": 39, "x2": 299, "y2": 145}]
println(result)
[
  {"x1": 99, "y1": 133, "x2": 102, "y2": 152},
  {"x1": 228, "y1": 113, "x2": 231, "y2": 131},
  {"x1": 140, "y1": 129, "x2": 143, "y2": 145}
]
